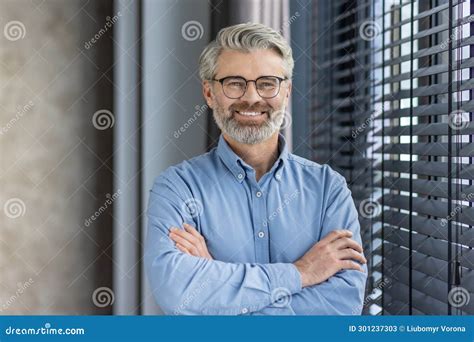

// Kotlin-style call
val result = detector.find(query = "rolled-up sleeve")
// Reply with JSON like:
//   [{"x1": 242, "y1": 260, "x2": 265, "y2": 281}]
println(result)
[{"x1": 144, "y1": 174, "x2": 302, "y2": 315}]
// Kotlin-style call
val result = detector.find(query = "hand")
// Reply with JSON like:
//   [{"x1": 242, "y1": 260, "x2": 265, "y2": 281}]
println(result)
[
  {"x1": 169, "y1": 223, "x2": 213, "y2": 260},
  {"x1": 293, "y1": 230, "x2": 366, "y2": 288}
]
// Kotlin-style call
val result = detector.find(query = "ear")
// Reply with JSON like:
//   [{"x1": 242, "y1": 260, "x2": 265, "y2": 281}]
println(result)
[
  {"x1": 285, "y1": 80, "x2": 292, "y2": 101},
  {"x1": 202, "y1": 80, "x2": 214, "y2": 109}
]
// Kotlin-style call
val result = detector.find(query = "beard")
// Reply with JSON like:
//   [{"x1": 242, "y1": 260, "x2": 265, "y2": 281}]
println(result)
[{"x1": 212, "y1": 102, "x2": 286, "y2": 145}]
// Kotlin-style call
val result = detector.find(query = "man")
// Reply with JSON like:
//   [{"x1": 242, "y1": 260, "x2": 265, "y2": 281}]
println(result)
[{"x1": 144, "y1": 22, "x2": 367, "y2": 315}]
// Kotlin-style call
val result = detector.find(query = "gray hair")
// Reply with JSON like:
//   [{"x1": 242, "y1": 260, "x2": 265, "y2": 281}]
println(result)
[{"x1": 198, "y1": 22, "x2": 294, "y2": 81}]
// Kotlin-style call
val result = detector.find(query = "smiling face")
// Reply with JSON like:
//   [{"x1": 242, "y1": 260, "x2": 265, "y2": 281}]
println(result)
[{"x1": 203, "y1": 49, "x2": 292, "y2": 145}]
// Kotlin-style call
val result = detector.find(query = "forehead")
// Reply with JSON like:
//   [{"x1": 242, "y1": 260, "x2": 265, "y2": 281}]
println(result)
[{"x1": 215, "y1": 49, "x2": 285, "y2": 78}]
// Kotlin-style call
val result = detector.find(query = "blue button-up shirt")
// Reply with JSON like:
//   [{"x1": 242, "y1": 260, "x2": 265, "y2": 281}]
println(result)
[{"x1": 145, "y1": 134, "x2": 367, "y2": 315}]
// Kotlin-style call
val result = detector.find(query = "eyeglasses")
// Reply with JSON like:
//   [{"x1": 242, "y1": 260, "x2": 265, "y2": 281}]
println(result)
[{"x1": 210, "y1": 76, "x2": 288, "y2": 99}]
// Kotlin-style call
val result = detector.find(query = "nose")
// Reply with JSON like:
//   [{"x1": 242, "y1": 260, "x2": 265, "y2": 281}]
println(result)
[{"x1": 240, "y1": 81, "x2": 261, "y2": 103}]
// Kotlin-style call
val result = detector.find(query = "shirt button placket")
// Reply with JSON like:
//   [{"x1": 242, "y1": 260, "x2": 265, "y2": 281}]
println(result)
[{"x1": 253, "y1": 188, "x2": 269, "y2": 263}]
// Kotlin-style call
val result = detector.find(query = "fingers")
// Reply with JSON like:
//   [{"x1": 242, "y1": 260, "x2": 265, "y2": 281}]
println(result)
[
  {"x1": 322, "y1": 229, "x2": 353, "y2": 243},
  {"x1": 169, "y1": 225, "x2": 209, "y2": 258},
  {"x1": 333, "y1": 237, "x2": 363, "y2": 253},
  {"x1": 169, "y1": 232, "x2": 196, "y2": 252},
  {"x1": 183, "y1": 223, "x2": 205, "y2": 241},
  {"x1": 339, "y1": 259, "x2": 365, "y2": 273},
  {"x1": 176, "y1": 243, "x2": 191, "y2": 255},
  {"x1": 338, "y1": 248, "x2": 367, "y2": 264},
  {"x1": 170, "y1": 226, "x2": 200, "y2": 245}
]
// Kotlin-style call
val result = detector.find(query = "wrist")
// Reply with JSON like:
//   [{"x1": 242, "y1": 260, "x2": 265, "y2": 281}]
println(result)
[{"x1": 293, "y1": 260, "x2": 309, "y2": 288}]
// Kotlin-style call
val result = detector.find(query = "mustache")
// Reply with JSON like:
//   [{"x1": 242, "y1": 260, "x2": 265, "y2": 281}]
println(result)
[{"x1": 229, "y1": 104, "x2": 273, "y2": 112}]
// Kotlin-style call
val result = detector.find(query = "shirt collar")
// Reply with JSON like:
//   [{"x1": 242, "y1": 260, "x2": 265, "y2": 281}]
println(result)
[{"x1": 216, "y1": 133, "x2": 289, "y2": 182}]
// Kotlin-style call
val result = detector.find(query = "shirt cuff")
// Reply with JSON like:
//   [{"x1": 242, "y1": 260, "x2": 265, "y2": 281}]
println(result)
[{"x1": 268, "y1": 262, "x2": 303, "y2": 295}]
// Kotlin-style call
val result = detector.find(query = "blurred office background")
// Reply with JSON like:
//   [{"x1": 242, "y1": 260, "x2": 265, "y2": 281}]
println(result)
[{"x1": 0, "y1": 0, "x2": 473, "y2": 315}]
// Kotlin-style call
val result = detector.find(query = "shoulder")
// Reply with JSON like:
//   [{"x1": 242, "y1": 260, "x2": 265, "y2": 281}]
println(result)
[
  {"x1": 152, "y1": 149, "x2": 217, "y2": 192},
  {"x1": 287, "y1": 153, "x2": 346, "y2": 186}
]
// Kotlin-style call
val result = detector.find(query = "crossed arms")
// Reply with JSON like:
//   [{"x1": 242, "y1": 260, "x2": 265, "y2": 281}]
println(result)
[{"x1": 144, "y1": 175, "x2": 368, "y2": 315}]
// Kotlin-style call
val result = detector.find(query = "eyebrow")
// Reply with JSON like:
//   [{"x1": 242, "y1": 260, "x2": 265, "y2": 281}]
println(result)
[{"x1": 214, "y1": 75, "x2": 285, "y2": 79}]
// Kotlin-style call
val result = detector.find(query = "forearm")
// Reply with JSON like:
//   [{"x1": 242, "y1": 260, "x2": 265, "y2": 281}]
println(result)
[
  {"x1": 145, "y1": 215, "x2": 302, "y2": 315},
  {"x1": 251, "y1": 266, "x2": 367, "y2": 315},
  {"x1": 288, "y1": 266, "x2": 367, "y2": 315}
]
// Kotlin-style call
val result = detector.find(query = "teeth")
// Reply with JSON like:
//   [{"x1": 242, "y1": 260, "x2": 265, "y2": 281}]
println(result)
[{"x1": 237, "y1": 111, "x2": 264, "y2": 116}]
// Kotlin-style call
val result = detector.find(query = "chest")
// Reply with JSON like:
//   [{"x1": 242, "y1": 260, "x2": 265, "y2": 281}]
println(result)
[{"x1": 194, "y1": 180, "x2": 324, "y2": 264}]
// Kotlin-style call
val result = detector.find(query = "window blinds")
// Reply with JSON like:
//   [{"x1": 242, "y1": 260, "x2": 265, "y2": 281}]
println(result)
[{"x1": 309, "y1": 0, "x2": 474, "y2": 315}]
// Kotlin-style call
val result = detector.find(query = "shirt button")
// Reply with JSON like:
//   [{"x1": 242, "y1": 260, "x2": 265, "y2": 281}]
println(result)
[
  {"x1": 256, "y1": 191, "x2": 262, "y2": 197},
  {"x1": 275, "y1": 173, "x2": 281, "y2": 180},
  {"x1": 258, "y1": 231, "x2": 265, "y2": 238},
  {"x1": 237, "y1": 173, "x2": 243, "y2": 180},
  {"x1": 241, "y1": 308, "x2": 248, "y2": 314}
]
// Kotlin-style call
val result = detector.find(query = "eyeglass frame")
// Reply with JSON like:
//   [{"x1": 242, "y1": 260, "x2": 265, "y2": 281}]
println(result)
[{"x1": 208, "y1": 75, "x2": 289, "y2": 99}]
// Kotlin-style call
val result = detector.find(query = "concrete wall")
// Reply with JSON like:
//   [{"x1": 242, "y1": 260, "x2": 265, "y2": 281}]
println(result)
[
  {"x1": 0, "y1": 0, "x2": 114, "y2": 314},
  {"x1": 0, "y1": 0, "x2": 211, "y2": 315}
]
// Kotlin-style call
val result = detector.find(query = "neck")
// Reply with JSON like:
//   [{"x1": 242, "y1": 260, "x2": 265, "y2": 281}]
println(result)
[{"x1": 223, "y1": 132, "x2": 280, "y2": 182}]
